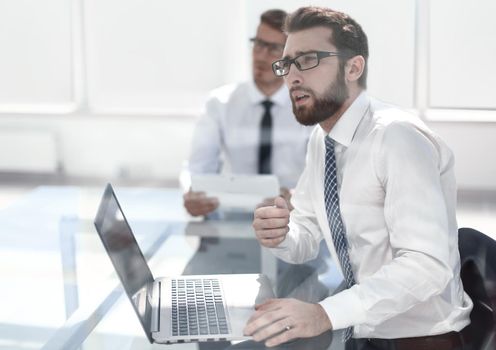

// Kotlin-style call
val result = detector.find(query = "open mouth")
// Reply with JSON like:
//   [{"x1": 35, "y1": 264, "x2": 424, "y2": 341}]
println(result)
[{"x1": 293, "y1": 93, "x2": 311, "y2": 104}]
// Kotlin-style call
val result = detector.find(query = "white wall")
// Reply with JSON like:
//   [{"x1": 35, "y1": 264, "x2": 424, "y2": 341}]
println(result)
[
  {"x1": 84, "y1": 0, "x2": 246, "y2": 112},
  {"x1": 0, "y1": 0, "x2": 495, "y2": 190},
  {"x1": 0, "y1": 113, "x2": 195, "y2": 180},
  {"x1": 430, "y1": 0, "x2": 496, "y2": 108},
  {"x1": 428, "y1": 122, "x2": 496, "y2": 190},
  {"x1": 0, "y1": 0, "x2": 73, "y2": 109}
]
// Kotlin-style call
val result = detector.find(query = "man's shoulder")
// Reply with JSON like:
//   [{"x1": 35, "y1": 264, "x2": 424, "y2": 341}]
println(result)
[
  {"x1": 367, "y1": 98, "x2": 446, "y2": 155},
  {"x1": 369, "y1": 98, "x2": 429, "y2": 134},
  {"x1": 208, "y1": 81, "x2": 250, "y2": 103}
]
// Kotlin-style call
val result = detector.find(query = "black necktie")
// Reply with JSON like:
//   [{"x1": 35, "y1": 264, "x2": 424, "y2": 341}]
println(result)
[{"x1": 258, "y1": 100, "x2": 273, "y2": 174}]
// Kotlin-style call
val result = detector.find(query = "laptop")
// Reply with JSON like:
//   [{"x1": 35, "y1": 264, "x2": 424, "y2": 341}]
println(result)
[{"x1": 94, "y1": 184, "x2": 274, "y2": 344}]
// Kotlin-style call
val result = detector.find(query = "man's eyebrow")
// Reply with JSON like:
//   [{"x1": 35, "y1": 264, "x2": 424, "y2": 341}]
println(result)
[
  {"x1": 296, "y1": 50, "x2": 317, "y2": 55},
  {"x1": 282, "y1": 50, "x2": 317, "y2": 60}
]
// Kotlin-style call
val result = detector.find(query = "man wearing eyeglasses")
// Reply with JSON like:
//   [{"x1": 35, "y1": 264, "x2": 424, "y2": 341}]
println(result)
[
  {"x1": 183, "y1": 9, "x2": 311, "y2": 217},
  {"x1": 246, "y1": 6, "x2": 473, "y2": 350}
]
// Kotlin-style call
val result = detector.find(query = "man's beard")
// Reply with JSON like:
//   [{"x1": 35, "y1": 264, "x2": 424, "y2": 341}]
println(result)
[{"x1": 291, "y1": 69, "x2": 349, "y2": 126}]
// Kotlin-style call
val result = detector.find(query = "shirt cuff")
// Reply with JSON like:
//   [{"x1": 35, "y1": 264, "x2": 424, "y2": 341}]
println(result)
[
  {"x1": 269, "y1": 232, "x2": 291, "y2": 251},
  {"x1": 319, "y1": 286, "x2": 367, "y2": 330}
]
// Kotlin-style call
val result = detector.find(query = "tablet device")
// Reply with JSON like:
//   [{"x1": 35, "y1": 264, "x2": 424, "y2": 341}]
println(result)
[{"x1": 191, "y1": 174, "x2": 279, "y2": 211}]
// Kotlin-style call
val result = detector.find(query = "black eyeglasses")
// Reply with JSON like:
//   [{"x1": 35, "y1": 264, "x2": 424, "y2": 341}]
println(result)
[
  {"x1": 250, "y1": 37, "x2": 285, "y2": 57},
  {"x1": 272, "y1": 51, "x2": 345, "y2": 77}
]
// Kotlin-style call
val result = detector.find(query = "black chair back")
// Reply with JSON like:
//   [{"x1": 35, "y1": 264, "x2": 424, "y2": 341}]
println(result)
[{"x1": 458, "y1": 227, "x2": 496, "y2": 350}]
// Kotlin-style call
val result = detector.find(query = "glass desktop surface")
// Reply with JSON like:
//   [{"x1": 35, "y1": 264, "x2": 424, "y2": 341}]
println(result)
[{"x1": 0, "y1": 186, "x2": 185, "y2": 349}]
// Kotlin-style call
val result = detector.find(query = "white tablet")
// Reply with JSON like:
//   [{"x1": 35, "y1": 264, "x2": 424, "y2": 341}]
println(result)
[{"x1": 190, "y1": 174, "x2": 280, "y2": 211}]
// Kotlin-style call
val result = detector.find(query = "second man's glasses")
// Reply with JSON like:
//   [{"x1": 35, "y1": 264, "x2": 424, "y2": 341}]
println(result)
[{"x1": 250, "y1": 37, "x2": 285, "y2": 57}]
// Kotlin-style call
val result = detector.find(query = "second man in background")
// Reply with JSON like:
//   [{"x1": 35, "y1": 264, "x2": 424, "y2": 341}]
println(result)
[{"x1": 183, "y1": 9, "x2": 311, "y2": 216}]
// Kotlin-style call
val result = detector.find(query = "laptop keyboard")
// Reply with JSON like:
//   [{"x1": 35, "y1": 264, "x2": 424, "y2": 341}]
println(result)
[{"x1": 171, "y1": 278, "x2": 229, "y2": 336}]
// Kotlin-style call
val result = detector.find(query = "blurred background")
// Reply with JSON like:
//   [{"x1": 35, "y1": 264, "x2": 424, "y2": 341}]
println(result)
[{"x1": 0, "y1": 0, "x2": 495, "y2": 201}]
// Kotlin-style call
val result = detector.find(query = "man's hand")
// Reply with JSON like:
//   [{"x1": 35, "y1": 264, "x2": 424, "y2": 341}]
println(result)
[
  {"x1": 279, "y1": 187, "x2": 294, "y2": 211},
  {"x1": 257, "y1": 187, "x2": 294, "y2": 211},
  {"x1": 252, "y1": 196, "x2": 290, "y2": 248},
  {"x1": 243, "y1": 298, "x2": 333, "y2": 347},
  {"x1": 183, "y1": 189, "x2": 219, "y2": 216}
]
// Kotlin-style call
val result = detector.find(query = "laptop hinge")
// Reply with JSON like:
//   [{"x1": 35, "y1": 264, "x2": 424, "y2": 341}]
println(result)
[{"x1": 150, "y1": 281, "x2": 160, "y2": 332}]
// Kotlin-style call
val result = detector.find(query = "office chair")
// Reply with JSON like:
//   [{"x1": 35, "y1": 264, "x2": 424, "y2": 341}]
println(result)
[{"x1": 458, "y1": 227, "x2": 496, "y2": 350}]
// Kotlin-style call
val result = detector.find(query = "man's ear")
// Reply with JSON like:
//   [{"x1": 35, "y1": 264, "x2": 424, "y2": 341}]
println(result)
[{"x1": 345, "y1": 55, "x2": 365, "y2": 83}]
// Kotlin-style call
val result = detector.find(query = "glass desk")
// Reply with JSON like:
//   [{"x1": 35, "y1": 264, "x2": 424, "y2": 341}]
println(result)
[{"x1": 0, "y1": 186, "x2": 343, "y2": 350}]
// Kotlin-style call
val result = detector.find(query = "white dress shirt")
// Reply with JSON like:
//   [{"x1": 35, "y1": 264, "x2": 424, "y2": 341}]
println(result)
[
  {"x1": 187, "y1": 80, "x2": 311, "y2": 188},
  {"x1": 272, "y1": 92, "x2": 473, "y2": 338}
]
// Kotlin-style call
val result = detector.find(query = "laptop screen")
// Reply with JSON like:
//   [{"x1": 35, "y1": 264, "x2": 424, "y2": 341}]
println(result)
[{"x1": 94, "y1": 184, "x2": 154, "y2": 342}]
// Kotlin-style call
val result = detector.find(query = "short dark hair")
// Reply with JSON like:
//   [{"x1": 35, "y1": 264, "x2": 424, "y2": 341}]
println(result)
[
  {"x1": 285, "y1": 7, "x2": 369, "y2": 88},
  {"x1": 260, "y1": 9, "x2": 287, "y2": 33}
]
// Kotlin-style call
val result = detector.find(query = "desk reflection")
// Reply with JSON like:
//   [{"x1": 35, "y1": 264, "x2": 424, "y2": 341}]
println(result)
[
  {"x1": 225, "y1": 329, "x2": 334, "y2": 350},
  {"x1": 181, "y1": 217, "x2": 339, "y2": 350}
]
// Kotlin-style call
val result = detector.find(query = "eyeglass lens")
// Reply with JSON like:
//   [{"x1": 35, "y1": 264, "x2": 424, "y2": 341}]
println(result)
[
  {"x1": 251, "y1": 38, "x2": 283, "y2": 56},
  {"x1": 273, "y1": 52, "x2": 320, "y2": 76}
]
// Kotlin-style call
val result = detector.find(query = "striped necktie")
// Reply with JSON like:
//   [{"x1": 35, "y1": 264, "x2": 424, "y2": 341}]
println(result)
[{"x1": 324, "y1": 136, "x2": 355, "y2": 342}]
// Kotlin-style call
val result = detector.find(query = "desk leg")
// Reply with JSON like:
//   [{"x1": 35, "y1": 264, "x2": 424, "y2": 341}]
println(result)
[
  {"x1": 261, "y1": 247, "x2": 278, "y2": 291},
  {"x1": 59, "y1": 215, "x2": 79, "y2": 319}
]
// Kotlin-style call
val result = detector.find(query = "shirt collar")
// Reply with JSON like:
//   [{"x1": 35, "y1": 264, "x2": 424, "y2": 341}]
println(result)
[
  {"x1": 327, "y1": 91, "x2": 370, "y2": 148},
  {"x1": 247, "y1": 79, "x2": 290, "y2": 106}
]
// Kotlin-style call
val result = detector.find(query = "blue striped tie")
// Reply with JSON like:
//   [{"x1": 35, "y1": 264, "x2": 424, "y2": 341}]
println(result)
[{"x1": 324, "y1": 136, "x2": 355, "y2": 342}]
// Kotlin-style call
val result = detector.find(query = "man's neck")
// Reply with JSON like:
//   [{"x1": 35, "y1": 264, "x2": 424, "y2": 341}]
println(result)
[
  {"x1": 320, "y1": 88, "x2": 364, "y2": 134},
  {"x1": 255, "y1": 80, "x2": 283, "y2": 98}
]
